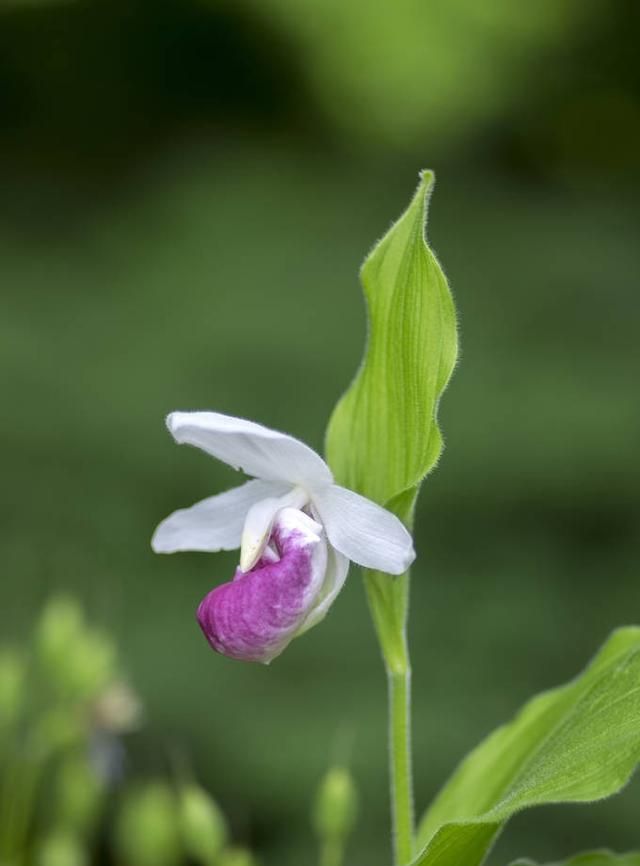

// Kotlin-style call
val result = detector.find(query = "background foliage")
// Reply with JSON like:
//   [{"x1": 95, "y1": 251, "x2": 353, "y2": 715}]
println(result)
[{"x1": 0, "y1": 1, "x2": 638, "y2": 864}]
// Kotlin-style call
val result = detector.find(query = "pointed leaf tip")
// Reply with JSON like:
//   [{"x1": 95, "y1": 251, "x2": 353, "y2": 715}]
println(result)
[{"x1": 326, "y1": 172, "x2": 458, "y2": 520}]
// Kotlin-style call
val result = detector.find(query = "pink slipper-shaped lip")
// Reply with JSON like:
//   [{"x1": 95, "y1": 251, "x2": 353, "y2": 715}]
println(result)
[{"x1": 197, "y1": 509, "x2": 327, "y2": 663}]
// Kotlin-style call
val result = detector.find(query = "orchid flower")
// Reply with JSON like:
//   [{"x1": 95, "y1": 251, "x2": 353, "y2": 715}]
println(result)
[{"x1": 151, "y1": 412, "x2": 415, "y2": 663}]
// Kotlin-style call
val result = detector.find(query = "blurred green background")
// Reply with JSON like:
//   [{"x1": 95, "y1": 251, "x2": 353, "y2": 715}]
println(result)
[{"x1": 1, "y1": 0, "x2": 639, "y2": 863}]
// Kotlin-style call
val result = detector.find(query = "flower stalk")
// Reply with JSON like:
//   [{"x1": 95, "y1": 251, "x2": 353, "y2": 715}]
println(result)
[
  {"x1": 319, "y1": 838, "x2": 344, "y2": 866},
  {"x1": 365, "y1": 569, "x2": 414, "y2": 866}
]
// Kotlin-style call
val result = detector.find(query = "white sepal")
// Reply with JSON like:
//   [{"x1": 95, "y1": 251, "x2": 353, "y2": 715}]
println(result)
[{"x1": 167, "y1": 411, "x2": 334, "y2": 487}]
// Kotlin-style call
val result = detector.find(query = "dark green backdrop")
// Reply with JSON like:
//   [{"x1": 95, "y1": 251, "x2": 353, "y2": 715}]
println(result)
[{"x1": 1, "y1": 1, "x2": 639, "y2": 863}]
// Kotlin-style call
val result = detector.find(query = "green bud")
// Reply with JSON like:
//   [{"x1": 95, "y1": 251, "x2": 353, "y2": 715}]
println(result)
[
  {"x1": 36, "y1": 597, "x2": 85, "y2": 667},
  {"x1": 114, "y1": 782, "x2": 182, "y2": 866},
  {"x1": 0, "y1": 649, "x2": 25, "y2": 729},
  {"x1": 71, "y1": 631, "x2": 116, "y2": 697},
  {"x1": 312, "y1": 767, "x2": 358, "y2": 843},
  {"x1": 219, "y1": 847, "x2": 258, "y2": 866},
  {"x1": 36, "y1": 830, "x2": 87, "y2": 866},
  {"x1": 35, "y1": 597, "x2": 116, "y2": 700},
  {"x1": 53, "y1": 753, "x2": 104, "y2": 836},
  {"x1": 178, "y1": 783, "x2": 228, "y2": 864}
]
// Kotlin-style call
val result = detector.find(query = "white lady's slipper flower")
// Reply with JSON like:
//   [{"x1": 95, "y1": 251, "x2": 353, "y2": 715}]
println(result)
[{"x1": 152, "y1": 412, "x2": 415, "y2": 663}]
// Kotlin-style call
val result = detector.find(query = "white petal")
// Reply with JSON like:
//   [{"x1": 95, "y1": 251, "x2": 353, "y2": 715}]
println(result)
[
  {"x1": 166, "y1": 411, "x2": 333, "y2": 487},
  {"x1": 311, "y1": 484, "x2": 415, "y2": 575},
  {"x1": 296, "y1": 544, "x2": 350, "y2": 635},
  {"x1": 239, "y1": 486, "x2": 308, "y2": 572},
  {"x1": 151, "y1": 479, "x2": 290, "y2": 553}
]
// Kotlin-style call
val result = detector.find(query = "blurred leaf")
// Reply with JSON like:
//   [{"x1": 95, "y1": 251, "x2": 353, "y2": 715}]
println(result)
[
  {"x1": 412, "y1": 628, "x2": 640, "y2": 866},
  {"x1": 510, "y1": 853, "x2": 640, "y2": 866},
  {"x1": 238, "y1": 0, "x2": 601, "y2": 146},
  {"x1": 326, "y1": 171, "x2": 457, "y2": 517},
  {"x1": 0, "y1": 649, "x2": 25, "y2": 730},
  {"x1": 32, "y1": 707, "x2": 84, "y2": 755},
  {"x1": 53, "y1": 752, "x2": 104, "y2": 837}
]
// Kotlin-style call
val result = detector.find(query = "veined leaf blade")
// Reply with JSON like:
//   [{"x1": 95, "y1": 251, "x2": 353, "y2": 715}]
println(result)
[
  {"x1": 325, "y1": 171, "x2": 458, "y2": 511},
  {"x1": 412, "y1": 628, "x2": 640, "y2": 866}
]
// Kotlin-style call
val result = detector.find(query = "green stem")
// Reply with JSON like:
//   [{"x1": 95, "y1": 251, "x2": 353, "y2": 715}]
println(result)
[
  {"x1": 319, "y1": 838, "x2": 344, "y2": 866},
  {"x1": 389, "y1": 666, "x2": 413, "y2": 866},
  {"x1": 365, "y1": 570, "x2": 414, "y2": 866}
]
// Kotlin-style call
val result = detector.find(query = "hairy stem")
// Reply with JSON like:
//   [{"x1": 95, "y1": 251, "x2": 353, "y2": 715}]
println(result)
[
  {"x1": 389, "y1": 664, "x2": 413, "y2": 865},
  {"x1": 365, "y1": 570, "x2": 414, "y2": 866}
]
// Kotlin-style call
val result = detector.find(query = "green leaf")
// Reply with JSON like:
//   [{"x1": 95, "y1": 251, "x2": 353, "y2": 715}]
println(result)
[
  {"x1": 412, "y1": 628, "x2": 640, "y2": 866},
  {"x1": 511, "y1": 852, "x2": 640, "y2": 866},
  {"x1": 325, "y1": 171, "x2": 458, "y2": 516}
]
